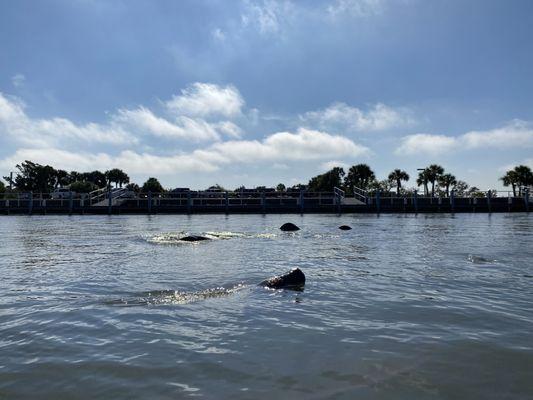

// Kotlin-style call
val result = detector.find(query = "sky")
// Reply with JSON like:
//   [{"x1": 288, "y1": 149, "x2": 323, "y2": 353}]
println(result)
[{"x1": 1, "y1": 0, "x2": 533, "y2": 190}]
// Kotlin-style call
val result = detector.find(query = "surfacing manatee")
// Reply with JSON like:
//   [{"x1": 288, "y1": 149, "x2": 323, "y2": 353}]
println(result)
[
  {"x1": 107, "y1": 269, "x2": 306, "y2": 306},
  {"x1": 179, "y1": 235, "x2": 210, "y2": 242},
  {"x1": 259, "y1": 268, "x2": 305, "y2": 290},
  {"x1": 280, "y1": 222, "x2": 300, "y2": 232},
  {"x1": 339, "y1": 225, "x2": 352, "y2": 230}
]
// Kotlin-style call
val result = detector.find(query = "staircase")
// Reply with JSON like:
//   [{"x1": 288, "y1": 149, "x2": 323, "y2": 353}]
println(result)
[{"x1": 90, "y1": 188, "x2": 129, "y2": 207}]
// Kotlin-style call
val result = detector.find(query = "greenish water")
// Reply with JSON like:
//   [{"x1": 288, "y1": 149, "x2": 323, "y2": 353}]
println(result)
[{"x1": 0, "y1": 213, "x2": 532, "y2": 399}]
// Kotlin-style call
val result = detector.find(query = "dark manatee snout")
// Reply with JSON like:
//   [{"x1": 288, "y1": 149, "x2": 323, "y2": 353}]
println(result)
[
  {"x1": 280, "y1": 222, "x2": 300, "y2": 232},
  {"x1": 260, "y1": 268, "x2": 305, "y2": 290},
  {"x1": 339, "y1": 225, "x2": 352, "y2": 230},
  {"x1": 179, "y1": 235, "x2": 210, "y2": 242}
]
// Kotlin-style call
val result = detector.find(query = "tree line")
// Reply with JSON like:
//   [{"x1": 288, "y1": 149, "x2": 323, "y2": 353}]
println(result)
[
  {"x1": 1, "y1": 160, "x2": 163, "y2": 194},
  {"x1": 305, "y1": 163, "x2": 533, "y2": 197},
  {"x1": 0, "y1": 159, "x2": 531, "y2": 196}
]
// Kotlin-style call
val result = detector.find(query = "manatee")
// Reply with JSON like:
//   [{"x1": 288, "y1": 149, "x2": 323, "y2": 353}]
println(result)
[
  {"x1": 339, "y1": 225, "x2": 352, "y2": 230},
  {"x1": 280, "y1": 222, "x2": 300, "y2": 231},
  {"x1": 259, "y1": 268, "x2": 305, "y2": 290},
  {"x1": 179, "y1": 235, "x2": 210, "y2": 242}
]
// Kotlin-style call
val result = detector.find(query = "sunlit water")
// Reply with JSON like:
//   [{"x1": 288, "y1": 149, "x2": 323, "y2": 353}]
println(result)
[{"x1": 0, "y1": 213, "x2": 532, "y2": 399}]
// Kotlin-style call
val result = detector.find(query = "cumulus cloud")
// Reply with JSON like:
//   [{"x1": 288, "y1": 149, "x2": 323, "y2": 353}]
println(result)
[
  {"x1": 320, "y1": 160, "x2": 350, "y2": 171},
  {"x1": 114, "y1": 107, "x2": 221, "y2": 142},
  {"x1": 1, "y1": 128, "x2": 368, "y2": 177},
  {"x1": 165, "y1": 83, "x2": 244, "y2": 118},
  {"x1": 301, "y1": 102, "x2": 414, "y2": 133},
  {"x1": 200, "y1": 128, "x2": 369, "y2": 164},
  {"x1": 395, "y1": 133, "x2": 457, "y2": 156},
  {"x1": 0, "y1": 93, "x2": 133, "y2": 147},
  {"x1": 395, "y1": 120, "x2": 533, "y2": 155},
  {"x1": 0, "y1": 148, "x2": 219, "y2": 175}
]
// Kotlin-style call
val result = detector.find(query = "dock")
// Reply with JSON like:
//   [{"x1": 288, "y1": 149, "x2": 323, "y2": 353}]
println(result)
[{"x1": 0, "y1": 187, "x2": 530, "y2": 215}]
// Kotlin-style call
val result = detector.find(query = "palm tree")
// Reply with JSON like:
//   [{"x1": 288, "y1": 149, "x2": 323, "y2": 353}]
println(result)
[
  {"x1": 105, "y1": 169, "x2": 130, "y2": 188},
  {"x1": 388, "y1": 169, "x2": 410, "y2": 195},
  {"x1": 438, "y1": 173, "x2": 457, "y2": 197},
  {"x1": 500, "y1": 170, "x2": 519, "y2": 196},
  {"x1": 425, "y1": 164, "x2": 445, "y2": 197},
  {"x1": 344, "y1": 164, "x2": 375, "y2": 192},
  {"x1": 416, "y1": 170, "x2": 430, "y2": 196},
  {"x1": 513, "y1": 165, "x2": 533, "y2": 195}
]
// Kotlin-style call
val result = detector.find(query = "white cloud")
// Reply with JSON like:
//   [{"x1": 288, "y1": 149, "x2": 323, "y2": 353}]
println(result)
[
  {"x1": 212, "y1": 121, "x2": 244, "y2": 138},
  {"x1": 395, "y1": 133, "x2": 457, "y2": 156},
  {"x1": 461, "y1": 120, "x2": 533, "y2": 149},
  {"x1": 166, "y1": 83, "x2": 244, "y2": 118},
  {"x1": 1, "y1": 128, "x2": 368, "y2": 177},
  {"x1": 0, "y1": 93, "x2": 133, "y2": 147},
  {"x1": 114, "y1": 107, "x2": 221, "y2": 142},
  {"x1": 0, "y1": 148, "x2": 219, "y2": 175},
  {"x1": 11, "y1": 74, "x2": 26, "y2": 88},
  {"x1": 320, "y1": 160, "x2": 350, "y2": 171},
  {"x1": 395, "y1": 121, "x2": 533, "y2": 156},
  {"x1": 327, "y1": 0, "x2": 385, "y2": 17},
  {"x1": 301, "y1": 102, "x2": 414, "y2": 133},
  {"x1": 197, "y1": 128, "x2": 369, "y2": 164},
  {"x1": 241, "y1": 0, "x2": 294, "y2": 35}
]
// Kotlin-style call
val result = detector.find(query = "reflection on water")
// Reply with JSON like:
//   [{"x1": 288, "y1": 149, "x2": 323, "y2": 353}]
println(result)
[{"x1": 0, "y1": 213, "x2": 532, "y2": 399}]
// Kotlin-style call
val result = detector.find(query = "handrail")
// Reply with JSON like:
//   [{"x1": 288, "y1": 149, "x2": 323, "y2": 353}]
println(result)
[{"x1": 353, "y1": 186, "x2": 368, "y2": 203}]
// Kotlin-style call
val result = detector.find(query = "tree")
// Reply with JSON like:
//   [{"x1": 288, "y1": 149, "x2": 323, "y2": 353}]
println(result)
[
  {"x1": 452, "y1": 180, "x2": 469, "y2": 196},
  {"x1": 0, "y1": 180, "x2": 5, "y2": 194},
  {"x1": 81, "y1": 171, "x2": 107, "y2": 188},
  {"x1": 69, "y1": 181, "x2": 97, "y2": 193},
  {"x1": 126, "y1": 183, "x2": 140, "y2": 193},
  {"x1": 3, "y1": 160, "x2": 57, "y2": 193},
  {"x1": 54, "y1": 169, "x2": 70, "y2": 188},
  {"x1": 500, "y1": 170, "x2": 519, "y2": 196},
  {"x1": 506, "y1": 165, "x2": 532, "y2": 196},
  {"x1": 308, "y1": 167, "x2": 345, "y2": 192},
  {"x1": 344, "y1": 164, "x2": 375, "y2": 192},
  {"x1": 416, "y1": 170, "x2": 430, "y2": 196},
  {"x1": 438, "y1": 173, "x2": 457, "y2": 197},
  {"x1": 387, "y1": 169, "x2": 410, "y2": 194},
  {"x1": 276, "y1": 183, "x2": 286, "y2": 192},
  {"x1": 141, "y1": 177, "x2": 164, "y2": 193},
  {"x1": 105, "y1": 168, "x2": 130, "y2": 188},
  {"x1": 368, "y1": 179, "x2": 393, "y2": 193},
  {"x1": 425, "y1": 164, "x2": 445, "y2": 197}
]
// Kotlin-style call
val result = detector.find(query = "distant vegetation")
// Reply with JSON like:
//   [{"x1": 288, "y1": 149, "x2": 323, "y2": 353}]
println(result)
[{"x1": 1, "y1": 159, "x2": 532, "y2": 197}]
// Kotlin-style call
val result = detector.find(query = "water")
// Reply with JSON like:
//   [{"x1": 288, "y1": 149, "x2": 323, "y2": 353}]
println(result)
[{"x1": 0, "y1": 213, "x2": 532, "y2": 399}]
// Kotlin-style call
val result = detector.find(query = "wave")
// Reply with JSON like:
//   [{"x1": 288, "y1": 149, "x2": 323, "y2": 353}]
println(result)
[{"x1": 106, "y1": 284, "x2": 249, "y2": 306}]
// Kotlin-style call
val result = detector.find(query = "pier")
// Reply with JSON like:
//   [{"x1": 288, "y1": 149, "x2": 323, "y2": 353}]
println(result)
[{"x1": 0, "y1": 187, "x2": 529, "y2": 215}]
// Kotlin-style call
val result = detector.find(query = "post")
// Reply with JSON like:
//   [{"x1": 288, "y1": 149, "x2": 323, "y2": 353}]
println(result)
[
  {"x1": 450, "y1": 190, "x2": 455, "y2": 212},
  {"x1": 148, "y1": 191, "x2": 152, "y2": 214},
  {"x1": 69, "y1": 191, "x2": 74, "y2": 215},
  {"x1": 187, "y1": 191, "x2": 191, "y2": 214},
  {"x1": 508, "y1": 195, "x2": 512, "y2": 212},
  {"x1": 28, "y1": 191, "x2": 33, "y2": 215},
  {"x1": 524, "y1": 188, "x2": 530, "y2": 212},
  {"x1": 299, "y1": 189, "x2": 304, "y2": 213},
  {"x1": 261, "y1": 191, "x2": 266, "y2": 213},
  {"x1": 413, "y1": 190, "x2": 418, "y2": 213},
  {"x1": 225, "y1": 191, "x2": 229, "y2": 214},
  {"x1": 376, "y1": 190, "x2": 381, "y2": 214},
  {"x1": 108, "y1": 188, "x2": 112, "y2": 215},
  {"x1": 487, "y1": 190, "x2": 492, "y2": 213}
]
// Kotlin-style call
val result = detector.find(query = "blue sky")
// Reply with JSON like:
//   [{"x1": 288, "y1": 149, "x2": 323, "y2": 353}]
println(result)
[{"x1": 1, "y1": 0, "x2": 532, "y2": 190}]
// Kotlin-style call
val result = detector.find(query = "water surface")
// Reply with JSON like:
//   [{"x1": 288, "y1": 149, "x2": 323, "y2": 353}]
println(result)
[{"x1": 0, "y1": 213, "x2": 532, "y2": 399}]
